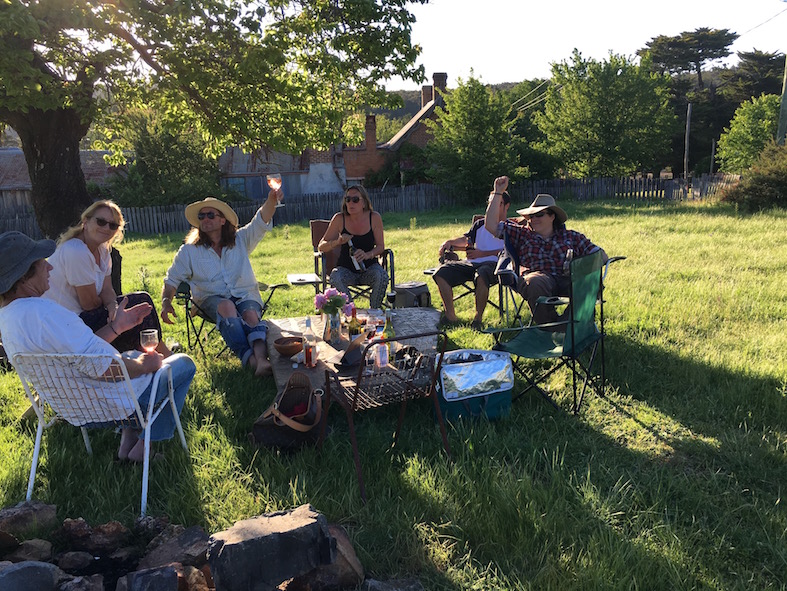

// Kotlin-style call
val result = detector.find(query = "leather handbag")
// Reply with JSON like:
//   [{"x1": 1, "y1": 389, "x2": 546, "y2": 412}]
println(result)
[{"x1": 250, "y1": 371, "x2": 323, "y2": 450}]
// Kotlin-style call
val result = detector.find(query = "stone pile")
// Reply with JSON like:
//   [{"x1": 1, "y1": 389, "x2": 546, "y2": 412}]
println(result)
[{"x1": 0, "y1": 501, "x2": 424, "y2": 591}]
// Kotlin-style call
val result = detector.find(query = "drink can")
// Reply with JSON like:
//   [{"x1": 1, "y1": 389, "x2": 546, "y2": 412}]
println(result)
[{"x1": 375, "y1": 342, "x2": 388, "y2": 368}]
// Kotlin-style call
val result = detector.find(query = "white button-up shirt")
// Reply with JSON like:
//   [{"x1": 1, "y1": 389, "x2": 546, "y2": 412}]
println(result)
[{"x1": 164, "y1": 208, "x2": 272, "y2": 306}]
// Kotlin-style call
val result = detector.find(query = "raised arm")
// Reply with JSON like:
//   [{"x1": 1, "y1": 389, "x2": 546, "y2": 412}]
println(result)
[{"x1": 485, "y1": 176, "x2": 509, "y2": 235}]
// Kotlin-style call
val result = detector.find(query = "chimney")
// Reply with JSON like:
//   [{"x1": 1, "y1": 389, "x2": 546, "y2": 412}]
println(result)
[
  {"x1": 433, "y1": 72, "x2": 448, "y2": 107},
  {"x1": 421, "y1": 85, "x2": 433, "y2": 108},
  {"x1": 365, "y1": 115, "x2": 377, "y2": 150}
]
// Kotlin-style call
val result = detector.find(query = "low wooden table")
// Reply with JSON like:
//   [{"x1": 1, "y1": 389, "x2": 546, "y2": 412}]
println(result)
[{"x1": 266, "y1": 307, "x2": 441, "y2": 395}]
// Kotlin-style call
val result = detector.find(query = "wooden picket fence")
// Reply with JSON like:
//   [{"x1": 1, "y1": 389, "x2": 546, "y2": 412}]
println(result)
[{"x1": 0, "y1": 174, "x2": 739, "y2": 238}]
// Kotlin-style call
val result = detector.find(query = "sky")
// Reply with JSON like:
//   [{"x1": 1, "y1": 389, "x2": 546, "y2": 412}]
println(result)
[{"x1": 385, "y1": 0, "x2": 787, "y2": 90}]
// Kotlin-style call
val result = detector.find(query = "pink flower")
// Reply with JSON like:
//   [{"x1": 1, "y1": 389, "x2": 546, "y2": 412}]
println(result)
[
  {"x1": 342, "y1": 301, "x2": 355, "y2": 316},
  {"x1": 324, "y1": 287, "x2": 340, "y2": 299},
  {"x1": 314, "y1": 293, "x2": 328, "y2": 310}
]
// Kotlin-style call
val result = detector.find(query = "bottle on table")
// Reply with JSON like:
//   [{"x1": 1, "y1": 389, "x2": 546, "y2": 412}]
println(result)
[
  {"x1": 347, "y1": 238, "x2": 367, "y2": 271},
  {"x1": 348, "y1": 306, "x2": 362, "y2": 337},
  {"x1": 302, "y1": 317, "x2": 317, "y2": 368},
  {"x1": 382, "y1": 308, "x2": 396, "y2": 359}
]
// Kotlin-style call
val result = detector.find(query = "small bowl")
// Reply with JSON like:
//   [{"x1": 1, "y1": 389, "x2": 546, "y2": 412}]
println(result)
[{"x1": 273, "y1": 336, "x2": 302, "y2": 357}]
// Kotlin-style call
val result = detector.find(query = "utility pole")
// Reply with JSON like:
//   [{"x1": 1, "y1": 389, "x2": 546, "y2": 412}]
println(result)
[
  {"x1": 778, "y1": 54, "x2": 787, "y2": 145},
  {"x1": 684, "y1": 102, "x2": 692, "y2": 181}
]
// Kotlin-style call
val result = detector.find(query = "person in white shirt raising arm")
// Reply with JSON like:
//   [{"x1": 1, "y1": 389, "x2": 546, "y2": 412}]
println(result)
[{"x1": 160, "y1": 188, "x2": 281, "y2": 377}]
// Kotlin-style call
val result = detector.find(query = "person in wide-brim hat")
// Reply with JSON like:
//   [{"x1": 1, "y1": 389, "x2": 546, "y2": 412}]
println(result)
[
  {"x1": 184, "y1": 197, "x2": 239, "y2": 228},
  {"x1": 516, "y1": 194, "x2": 568, "y2": 225},
  {"x1": 0, "y1": 231, "x2": 56, "y2": 296}
]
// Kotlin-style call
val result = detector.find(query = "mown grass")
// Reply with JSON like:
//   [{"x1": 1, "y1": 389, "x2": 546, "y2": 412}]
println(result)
[{"x1": 1, "y1": 199, "x2": 786, "y2": 590}]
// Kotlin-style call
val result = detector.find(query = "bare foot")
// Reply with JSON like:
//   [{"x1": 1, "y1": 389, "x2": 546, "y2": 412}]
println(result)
[
  {"x1": 126, "y1": 440, "x2": 146, "y2": 463},
  {"x1": 254, "y1": 357, "x2": 273, "y2": 377},
  {"x1": 247, "y1": 354, "x2": 258, "y2": 372},
  {"x1": 118, "y1": 428, "x2": 140, "y2": 460}
]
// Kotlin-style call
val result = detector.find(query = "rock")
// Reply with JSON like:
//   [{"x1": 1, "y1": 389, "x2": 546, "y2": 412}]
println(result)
[
  {"x1": 57, "y1": 551, "x2": 95, "y2": 572},
  {"x1": 134, "y1": 515, "x2": 170, "y2": 543},
  {"x1": 125, "y1": 565, "x2": 179, "y2": 591},
  {"x1": 5, "y1": 538, "x2": 52, "y2": 563},
  {"x1": 361, "y1": 579, "x2": 425, "y2": 591},
  {"x1": 0, "y1": 529, "x2": 20, "y2": 553},
  {"x1": 0, "y1": 501, "x2": 58, "y2": 537},
  {"x1": 109, "y1": 546, "x2": 141, "y2": 564},
  {"x1": 181, "y1": 565, "x2": 209, "y2": 591},
  {"x1": 56, "y1": 519, "x2": 93, "y2": 549},
  {"x1": 84, "y1": 521, "x2": 131, "y2": 555},
  {"x1": 286, "y1": 524, "x2": 364, "y2": 591},
  {"x1": 207, "y1": 504, "x2": 334, "y2": 591},
  {"x1": 0, "y1": 560, "x2": 69, "y2": 591},
  {"x1": 144, "y1": 525, "x2": 186, "y2": 555},
  {"x1": 137, "y1": 526, "x2": 208, "y2": 571},
  {"x1": 198, "y1": 564, "x2": 213, "y2": 589},
  {"x1": 59, "y1": 574, "x2": 104, "y2": 591}
]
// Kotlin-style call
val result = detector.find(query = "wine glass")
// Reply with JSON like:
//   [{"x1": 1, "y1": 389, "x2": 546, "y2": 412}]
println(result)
[
  {"x1": 266, "y1": 173, "x2": 284, "y2": 207},
  {"x1": 140, "y1": 329, "x2": 159, "y2": 353}
]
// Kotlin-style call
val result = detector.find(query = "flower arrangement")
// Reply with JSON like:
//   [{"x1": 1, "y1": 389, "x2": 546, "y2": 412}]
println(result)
[{"x1": 314, "y1": 287, "x2": 353, "y2": 317}]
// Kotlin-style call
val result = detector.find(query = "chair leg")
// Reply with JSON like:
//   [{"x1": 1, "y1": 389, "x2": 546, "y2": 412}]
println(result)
[
  {"x1": 429, "y1": 389, "x2": 453, "y2": 459},
  {"x1": 140, "y1": 426, "x2": 152, "y2": 517},
  {"x1": 345, "y1": 408, "x2": 367, "y2": 503},
  {"x1": 26, "y1": 420, "x2": 44, "y2": 501},
  {"x1": 80, "y1": 427, "x2": 93, "y2": 455}
]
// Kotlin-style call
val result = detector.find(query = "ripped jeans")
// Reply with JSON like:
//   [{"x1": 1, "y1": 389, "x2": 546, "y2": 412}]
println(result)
[{"x1": 199, "y1": 296, "x2": 267, "y2": 366}]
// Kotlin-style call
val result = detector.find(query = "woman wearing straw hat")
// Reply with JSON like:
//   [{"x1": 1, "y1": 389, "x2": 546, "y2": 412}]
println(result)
[
  {"x1": 484, "y1": 176, "x2": 607, "y2": 326},
  {"x1": 0, "y1": 231, "x2": 196, "y2": 463},
  {"x1": 160, "y1": 188, "x2": 281, "y2": 376}
]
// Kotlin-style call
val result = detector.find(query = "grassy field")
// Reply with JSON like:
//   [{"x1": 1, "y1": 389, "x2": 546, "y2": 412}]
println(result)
[{"x1": 1, "y1": 200, "x2": 786, "y2": 590}]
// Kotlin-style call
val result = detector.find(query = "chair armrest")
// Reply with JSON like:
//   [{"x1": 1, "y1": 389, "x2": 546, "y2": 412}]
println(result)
[
  {"x1": 602, "y1": 256, "x2": 626, "y2": 281},
  {"x1": 536, "y1": 296, "x2": 569, "y2": 306}
]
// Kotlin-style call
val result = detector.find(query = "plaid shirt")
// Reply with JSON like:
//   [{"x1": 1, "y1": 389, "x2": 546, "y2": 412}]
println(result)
[{"x1": 497, "y1": 220, "x2": 599, "y2": 277}]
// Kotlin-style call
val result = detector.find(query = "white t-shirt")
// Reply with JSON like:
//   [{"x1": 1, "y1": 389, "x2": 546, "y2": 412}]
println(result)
[
  {"x1": 0, "y1": 298, "x2": 152, "y2": 423},
  {"x1": 44, "y1": 238, "x2": 111, "y2": 314}
]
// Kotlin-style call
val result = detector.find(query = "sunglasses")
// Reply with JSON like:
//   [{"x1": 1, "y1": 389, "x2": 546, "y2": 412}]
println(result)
[
  {"x1": 344, "y1": 195, "x2": 361, "y2": 204},
  {"x1": 529, "y1": 210, "x2": 550, "y2": 219},
  {"x1": 93, "y1": 217, "x2": 120, "y2": 231},
  {"x1": 197, "y1": 211, "x2": 224, "y2": 220}
]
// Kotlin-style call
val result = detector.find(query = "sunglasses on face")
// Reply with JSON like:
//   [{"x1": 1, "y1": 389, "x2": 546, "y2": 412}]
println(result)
[
  {"x1": 530, "y1": 210, "x2": 550, "y2": 219},
  {"x1": 344, "y1": 195, "x2": 361, "y2": 204},
  {"x1": 197, "y1": 211, "x2": 223, "y2": 220},
  {"x1": 93, "y1": 217, "x2": 120, "y2": 231}
]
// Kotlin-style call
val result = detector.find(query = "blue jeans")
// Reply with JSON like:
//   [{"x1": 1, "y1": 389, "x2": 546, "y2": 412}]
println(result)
[
  {"x1": 136, "y1": 354, "x2": 196, "y2": 441},
  {"x1": 199, "y1": 296, "x2": 266, "y2": 366}
]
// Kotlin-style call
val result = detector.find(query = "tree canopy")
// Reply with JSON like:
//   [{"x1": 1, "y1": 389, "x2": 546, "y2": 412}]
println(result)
[
  {"x1": 426, "y1": 75, "x2": 517, "y2": 203},
  {"x1": 535, "y1": 51, "x2": 676, "y2": 178},
  {"x1": 0, "y1": 0, "x2": 427, "y2": 236},
  {"x1": 717, "y1": 94, "x2": 780, "y2": 173}
]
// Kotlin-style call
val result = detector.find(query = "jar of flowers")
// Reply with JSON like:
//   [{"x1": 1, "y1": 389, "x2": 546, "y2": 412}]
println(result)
[{"x1": 314, "y1": 288, "x2": 353, "y2": 344}]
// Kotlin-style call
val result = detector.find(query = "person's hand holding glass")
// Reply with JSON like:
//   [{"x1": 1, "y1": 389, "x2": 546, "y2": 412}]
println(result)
[{"x1": 267, "y1": 173, "x2": 284, "y2": 207}]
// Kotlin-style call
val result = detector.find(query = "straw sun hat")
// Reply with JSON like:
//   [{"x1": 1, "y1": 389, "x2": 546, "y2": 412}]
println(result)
[
  {"x1": 184, "y1": 197, "x2": 239, "y2": 228},
  {"x1": 516, "y1": 194, "x2": 568, "y2": 224}
]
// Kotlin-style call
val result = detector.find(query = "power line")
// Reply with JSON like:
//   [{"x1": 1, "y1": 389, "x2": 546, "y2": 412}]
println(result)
[
  {"x1": 511, "y1": 79, "x2": 550, "y2": 107},
  {"x1": 737, "y1": 6, "x2": 787, "y2": 39}
]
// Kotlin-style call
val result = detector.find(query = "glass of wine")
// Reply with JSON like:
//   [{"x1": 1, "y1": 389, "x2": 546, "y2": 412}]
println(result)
[
  {"x1": 266, "y1": 173, "x2": 284, "y2": 207},
  {"x1": 140, "y1": 329, "x2": 159, "y2": 353}
]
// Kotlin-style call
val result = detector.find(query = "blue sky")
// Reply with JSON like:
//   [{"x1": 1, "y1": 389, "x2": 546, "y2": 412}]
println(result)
[{"x1": 385, "y1": 0, "x2": 787, "y2": 90}]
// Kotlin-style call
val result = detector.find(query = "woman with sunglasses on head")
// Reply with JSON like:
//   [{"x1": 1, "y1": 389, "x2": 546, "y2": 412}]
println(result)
[
  {"x1": 44, "y1": 200, "x2": 172, "y2": 355},
  {"x1": 484, "y1": 176, "x2": 607, "y2": 327},
  {"x1": 318, "y1": 185, "x2": 388, "y2": 309}
]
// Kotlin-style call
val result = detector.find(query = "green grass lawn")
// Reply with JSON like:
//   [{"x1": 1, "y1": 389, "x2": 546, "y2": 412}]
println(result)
[{"x1": 1, "y1": 200, "x2": 786, "y2": 590}]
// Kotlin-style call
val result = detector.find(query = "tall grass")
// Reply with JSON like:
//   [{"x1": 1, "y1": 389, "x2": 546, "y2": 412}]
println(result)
[{"x1": 1, "y1": 200, "x2": 786, "y2": 590}]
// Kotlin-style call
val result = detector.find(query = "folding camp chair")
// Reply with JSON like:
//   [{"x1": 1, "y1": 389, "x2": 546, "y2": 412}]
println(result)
[
  {"x1": 13, "y1": 352, "x2": 187, "y2": 516},
  {"x1": 487, "y1": 250, "x2": 615, "y2": 414},
  {"x1": 175, "y1": 280, "x2": 284, "y2": 357},
  {"x1": 310, "y1": 219, "x2": 396, "y2": 307}
]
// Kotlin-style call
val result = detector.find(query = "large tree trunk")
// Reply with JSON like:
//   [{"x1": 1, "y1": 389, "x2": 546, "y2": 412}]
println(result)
[{"x1": 9, "y1": 106, "x2": 92, "y2": 238}]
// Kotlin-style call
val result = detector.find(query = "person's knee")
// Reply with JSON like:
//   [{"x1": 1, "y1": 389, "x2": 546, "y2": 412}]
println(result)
[{"x1": 216, "y1": 299, "x2": 237, "y2": 318}]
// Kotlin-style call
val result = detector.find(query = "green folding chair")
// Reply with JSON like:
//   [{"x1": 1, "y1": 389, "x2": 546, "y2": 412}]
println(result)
[{"x1": 488, "y1": 250, "x2": 610, "y2": 414}]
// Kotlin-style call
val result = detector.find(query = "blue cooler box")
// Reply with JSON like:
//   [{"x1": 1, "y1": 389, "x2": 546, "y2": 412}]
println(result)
[{"x1": 437, "y1": 350, "x2": 513, "y2": 422}]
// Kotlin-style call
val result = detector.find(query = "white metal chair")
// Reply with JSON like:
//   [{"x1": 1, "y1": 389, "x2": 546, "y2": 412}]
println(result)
[{"x1": 13, "y1": 352, "x2": 188, "y2": 516}]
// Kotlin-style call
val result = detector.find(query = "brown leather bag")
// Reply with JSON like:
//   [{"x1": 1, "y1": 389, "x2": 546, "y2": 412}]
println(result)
[{"x1": 250, "y1": 372, "x2": 323, "y2": 450}]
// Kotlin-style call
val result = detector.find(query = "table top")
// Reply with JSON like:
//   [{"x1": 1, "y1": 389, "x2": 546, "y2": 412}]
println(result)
[{"x1": 266, "y1": 307, "x2": 441, "y2": 395}]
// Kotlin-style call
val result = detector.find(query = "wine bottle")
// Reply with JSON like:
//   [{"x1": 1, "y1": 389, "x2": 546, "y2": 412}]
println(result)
[
  {"x1": 348, "y1": 306, "x2": 362, "y2": 337},
  {"x1": 347, "y1": 238, "x2": 367, "y2": 271},
  {"x1": 302, "y1": 317, "x2": 317, "y2": 368},
  {"x1": 382, "y1": 308, "x2": 396, "y2": 358}
]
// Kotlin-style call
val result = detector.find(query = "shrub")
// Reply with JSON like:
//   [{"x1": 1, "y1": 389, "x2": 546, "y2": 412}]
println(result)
[{"x1": 720, "y1": 142, "x2": 787, "y2": 211}]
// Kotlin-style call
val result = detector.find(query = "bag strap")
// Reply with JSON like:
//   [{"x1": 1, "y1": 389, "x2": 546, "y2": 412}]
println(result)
[{"x1": 270, "y1": 389, "x2": 323, "y2": 432}]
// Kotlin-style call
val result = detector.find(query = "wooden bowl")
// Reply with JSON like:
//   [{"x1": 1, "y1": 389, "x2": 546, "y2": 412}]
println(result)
[{"x1": 274, "y1": 336, "x2": 302, "y2": 357}]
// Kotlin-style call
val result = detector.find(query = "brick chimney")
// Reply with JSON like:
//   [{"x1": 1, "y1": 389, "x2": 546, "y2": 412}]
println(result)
[
  {"x1": 433, "y1": 72, "x2": 447, "y2": 107},
  {"x1": 421, "y1": 85, "x2": 433, "y2": 108},
  {"x1": 365, "y1": 115, "x2": 377, "y2": 150}
]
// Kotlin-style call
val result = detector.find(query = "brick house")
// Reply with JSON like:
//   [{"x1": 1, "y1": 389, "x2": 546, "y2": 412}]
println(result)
[{"x1": 219, "y1": 72, "x2": 448, "y2": 197}]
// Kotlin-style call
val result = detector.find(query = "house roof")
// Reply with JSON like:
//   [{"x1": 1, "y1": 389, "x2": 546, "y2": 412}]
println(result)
[
  {"x1": 0, "y1": 148, "x2": 121, "y2": 190},
  {"x1": 380, "y1": 99, "x2": 436, "y2": 151}
]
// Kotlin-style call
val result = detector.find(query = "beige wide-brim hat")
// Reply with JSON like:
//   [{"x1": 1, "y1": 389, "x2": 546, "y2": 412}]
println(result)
[
  {"x1": 0, "y1": 231, "x2": 56, "y2": 294},
  {"x1": 185, "y1": 197, "x2": 239, "y2": 228},
  {"x1": 516, "y1": 194, "x2": 568, "y2": 224}
]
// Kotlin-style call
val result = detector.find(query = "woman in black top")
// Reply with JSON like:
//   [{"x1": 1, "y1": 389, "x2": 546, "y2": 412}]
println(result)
[{"x1": 317, "y1": 185, "x2": 388, "y2": 308}]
